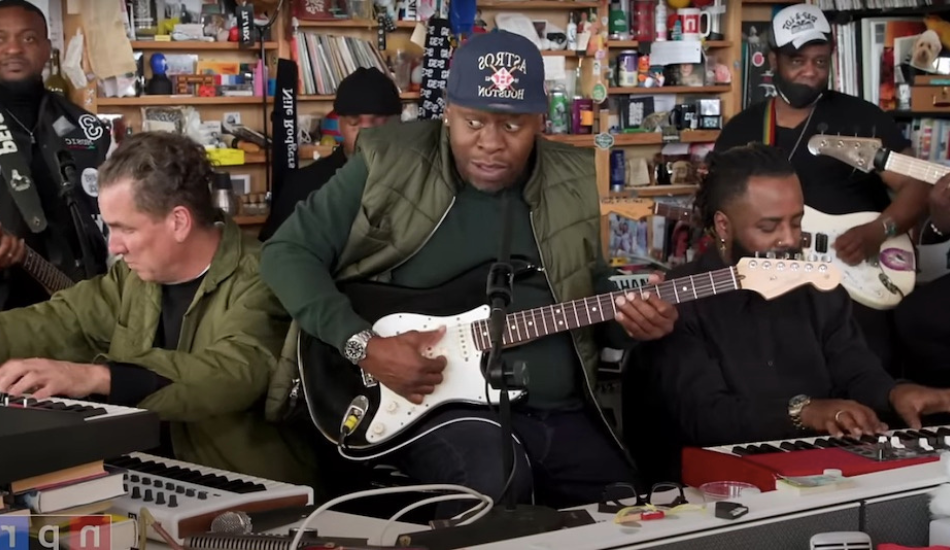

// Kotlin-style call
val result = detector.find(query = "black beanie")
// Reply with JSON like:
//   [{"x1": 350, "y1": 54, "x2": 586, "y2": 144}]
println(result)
[{"x1": 333, "y1": 67, "x2": 402, "y2": 117}]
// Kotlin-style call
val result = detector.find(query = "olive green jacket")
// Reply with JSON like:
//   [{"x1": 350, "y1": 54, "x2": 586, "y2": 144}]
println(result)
[{"x1": 0, "y1": 219, "x2": 318, "y2": 487}]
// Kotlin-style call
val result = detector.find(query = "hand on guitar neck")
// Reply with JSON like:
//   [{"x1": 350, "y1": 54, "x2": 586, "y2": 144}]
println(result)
[
  {"x1": 362, "y1": 327, "x2": 448, "y2": 405},
  {"x1": 0, "y1": 225, "x2": 26, "y2": 270}
]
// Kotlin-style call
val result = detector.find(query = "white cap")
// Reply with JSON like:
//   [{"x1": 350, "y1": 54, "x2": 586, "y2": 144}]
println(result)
[{"x1": 771, "y1": 4, "x2": 832, "y2": 51}]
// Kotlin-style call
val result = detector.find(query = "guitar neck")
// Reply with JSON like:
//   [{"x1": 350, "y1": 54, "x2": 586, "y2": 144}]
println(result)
[
  {"x1": 883, "y1": 151, "x2": 950, "y2": 185},
  {"x1": 472, "y1": 266, "x2": 740, "y2": 350},
  {"x1": 22, "y1": 246, "x2": 75, "y2": 294}
]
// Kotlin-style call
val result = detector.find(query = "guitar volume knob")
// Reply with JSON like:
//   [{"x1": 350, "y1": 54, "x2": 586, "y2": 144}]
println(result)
[
  {"x1": 385, "y1": 401, "x2": 399, "y2": 413},
  {"x1": 372, "y1": 423, "x2": 385, "y2": 435}
]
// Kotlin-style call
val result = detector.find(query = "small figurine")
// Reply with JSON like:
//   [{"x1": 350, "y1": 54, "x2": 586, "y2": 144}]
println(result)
[{"x1": 474, "y1": 10, "x2": 488, "y2": 33}]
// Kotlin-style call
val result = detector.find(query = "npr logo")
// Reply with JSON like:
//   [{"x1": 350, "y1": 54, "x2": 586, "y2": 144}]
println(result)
[{"x1": 0, "y1": 515, "x2": 113, "y2": 550}]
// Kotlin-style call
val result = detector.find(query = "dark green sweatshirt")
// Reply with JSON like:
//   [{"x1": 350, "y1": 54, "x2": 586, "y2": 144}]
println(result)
[{"x1": 261, "y1": 153, "x2": 629, "y2": 409}]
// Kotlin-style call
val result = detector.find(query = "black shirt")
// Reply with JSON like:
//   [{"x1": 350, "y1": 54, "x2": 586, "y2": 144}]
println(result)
[
  {"x1": 715, "y1": 92, "x2": 911, "y2": 215},
  {"x1": 641, "y1": 250, "x2": 897, "y2": 447},
  {"x1": 0, "y1": 83, "x2": 86, "y2": 309},
  {"x1": 258, "y1": 147, "x2": 347, "y2": 241},
  {"x1": 155, "y1": 275, "x2": 205, "y2": 349}
]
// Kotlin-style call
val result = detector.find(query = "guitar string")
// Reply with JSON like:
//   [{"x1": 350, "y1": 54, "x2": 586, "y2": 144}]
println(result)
[
  {"x1": 469, "y1": 269, "x2": 743, "y2": 349},
  {"x1": 889, "y1": 156, "x2": 948, "y2": 184}
]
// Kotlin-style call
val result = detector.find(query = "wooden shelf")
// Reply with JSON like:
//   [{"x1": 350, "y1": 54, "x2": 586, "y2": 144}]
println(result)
[
  {"x1": 609, "y1": 85, "x2": 731, "y2": 95},
  {"x1": 477, "y1": 0, "x2": 599, "y2": 8},
  {"x1": 129, "y1": 41, "x2": 279, "y2": 50},
  {"x1": 541, "y1": 50, "x2": 582, "y2": 57},
  {"x1": 300, "y1": 144, "x2": 338, "y2": 159},
  {"x1": 628, "y1": 185, "x2": 698, "y2": 198},
  {"x1": 546, "y1": 130, "x2": 719, "y2": 147},
  {"x1": 234, "y1": 215, "x2": 267, "y2": 226},
  {"x1": 609, "y1": 40, "x2": 733, "y2": 49},
  {"x1": 295, "y1": 18, "x2": 418, "y2": 28},
  {"x1": 97, "y1": 96, "x2": 272, "y2": 106},
  {"x1": 299, "y1": 92, "x2": 420, "y2": 101}
]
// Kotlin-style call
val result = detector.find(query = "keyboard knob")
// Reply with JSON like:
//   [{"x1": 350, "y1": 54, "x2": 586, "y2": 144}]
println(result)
[
  {"x1": 168, "y1": 495, "x2": 178, "y2": 508},
  {"x1": 175, "y1": 486, "x2": 185, "y2": 494},
  {"x1": 123, "y1": 483, "x2": 128, "y2": 493},
  {"x1": 186, "y1": 489, "x2": 195, "y2": 497},
  {"x1": 131, "y1": 487, "x2": 141, "y2": 499},
  {"x1": 130, "y1": 475, "x2": 140, "y2": 482},
  {"x1": 198, "y1": 491, "x2": 207, "y2": 500},
  {"x1": 143, "y1": 489, "x2": 153, "y2": 502},
  {"x1": 156, "y1": 492, "x2": 166, "y2": 505},
  {"x1": 141, "y1": 478, "x2": 151, "y2": 486}
]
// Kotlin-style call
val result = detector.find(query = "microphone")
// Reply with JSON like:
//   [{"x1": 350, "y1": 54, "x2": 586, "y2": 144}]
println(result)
[
  {"x1": 55, "y1": 149, "x2": 79, "y2": 189},
  {"x1": 209, "y1": 506, "x2": 318, "y2": 535},
  {"x1": 340, "y1": 395, "x2": 370, "y2": 437}
]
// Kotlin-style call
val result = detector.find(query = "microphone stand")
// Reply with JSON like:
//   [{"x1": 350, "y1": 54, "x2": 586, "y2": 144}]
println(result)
[
  {"x1": 475, "y1": 192, "x2": 561, "y2": 531},
  {"x1": 247, "y1": 0, "x2": 285, "y2": 196},
  {"x1": 55, "y1": 151, "x2": 97, "y2": 279}
]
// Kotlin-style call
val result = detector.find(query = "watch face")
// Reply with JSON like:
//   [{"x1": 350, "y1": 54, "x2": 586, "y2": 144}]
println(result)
[{"x1": 789, "y1": 394, "x2": 809, "y2": 410}]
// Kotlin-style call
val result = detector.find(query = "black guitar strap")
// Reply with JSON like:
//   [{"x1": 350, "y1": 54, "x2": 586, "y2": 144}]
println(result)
[{"x1": 0, "y1": 109, "x2": 48, "y2": 233}]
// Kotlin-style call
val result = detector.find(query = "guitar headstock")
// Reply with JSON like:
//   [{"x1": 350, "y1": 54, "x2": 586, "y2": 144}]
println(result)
[
  {"x1": 806, "y1": 135, "x2": 884, "y2": 173},
  {"x1": 735, "y1": 256, "x2": 840, "y2": 300},
  {"x1": 600, "y1": 197, "x2": 655, "y2": 221}
]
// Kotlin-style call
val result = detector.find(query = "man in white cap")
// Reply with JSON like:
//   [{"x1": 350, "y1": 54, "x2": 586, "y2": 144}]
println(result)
[{"x1": 714, "y1": 3, "x2": 929, "y2": 375}]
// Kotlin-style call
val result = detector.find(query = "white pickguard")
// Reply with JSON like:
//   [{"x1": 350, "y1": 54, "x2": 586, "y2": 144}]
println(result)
[
  {"x1": 362, "y1": 306, "x2": 524, "y2": 445},
  {"x1": 802, "y1": 206, "x2": 915, "y2": 310}
]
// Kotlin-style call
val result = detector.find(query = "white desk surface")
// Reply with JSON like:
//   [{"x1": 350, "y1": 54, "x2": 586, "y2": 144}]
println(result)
[
  {"x1": 146, "y1": 462, "x2": 947, "y2": 550},
  {"x1": 464, "y1": 461, "x2": 948, "y2": 550}
]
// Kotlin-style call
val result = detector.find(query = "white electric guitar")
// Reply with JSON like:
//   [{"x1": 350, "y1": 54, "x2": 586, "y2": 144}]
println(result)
[
  {"x1": 806, "y1": 135, "x2": 919, "y2": 309},
  {"x1": 296, "y1": 257, "x2": 841, "y2": 458},
  {"x1": 809, "y1": 135, "x2": 950, "y2": 284}
]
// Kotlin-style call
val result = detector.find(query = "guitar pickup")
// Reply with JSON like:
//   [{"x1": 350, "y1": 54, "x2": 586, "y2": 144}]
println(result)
[
  {"x1": 800, "y1": 233, "x2": 812, "y2": 249},
  {"x1": 815, "y1": 233, "x2": 829, "y2": 254}
]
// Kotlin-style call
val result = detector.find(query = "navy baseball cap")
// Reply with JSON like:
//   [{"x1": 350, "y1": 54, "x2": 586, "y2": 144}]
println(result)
[{"x1": 447, "y1": 31, "x2": 548, "y2": 114}]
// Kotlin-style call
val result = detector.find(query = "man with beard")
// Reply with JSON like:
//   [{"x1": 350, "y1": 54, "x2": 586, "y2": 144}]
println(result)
[
  {"x1": 639, "y1": 143, "x2": 950, "y2": 450},
  {"x1": 0, "y1": 0, "x2": 108, "y2": 309},
  {"x1": 714, "y1": 3, "x2": 929, "y2": 375}
]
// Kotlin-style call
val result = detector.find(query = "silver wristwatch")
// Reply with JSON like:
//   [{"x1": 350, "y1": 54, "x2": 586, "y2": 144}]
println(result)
[
  {"x1": 788, "y1": 394, "x2": 812, "y2": 430},
  {"x1": 343, "y1": 329, "x2": 378, "y2": 365}
]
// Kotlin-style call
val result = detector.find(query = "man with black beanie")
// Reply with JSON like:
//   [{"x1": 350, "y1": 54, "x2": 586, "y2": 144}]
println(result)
[{"x1": 259, "y1": 67, "x2": 401, "y2": 241}]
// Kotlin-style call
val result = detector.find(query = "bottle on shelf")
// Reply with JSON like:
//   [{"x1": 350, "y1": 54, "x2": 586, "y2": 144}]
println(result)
[
  {"x1": 566, "y1": 12, "x2": 578, "y2": 51},
  {"x1": 44, "y1": 49, "x2": 68, "y2": 95},
  {"x1": 655, "y1": 0, "x2": 668, "y2": 41}
]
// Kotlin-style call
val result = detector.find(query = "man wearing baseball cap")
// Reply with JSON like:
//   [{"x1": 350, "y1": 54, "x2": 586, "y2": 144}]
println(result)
[
  {"x1": 259, "y1": 68, "x2": 402, "y2": 241},
  {"x1": 261, "y1": 31, "x2": 676, "y2": 514},
  {"x1": 714, "y1": 3, "x2": 928, "y2": 375}
]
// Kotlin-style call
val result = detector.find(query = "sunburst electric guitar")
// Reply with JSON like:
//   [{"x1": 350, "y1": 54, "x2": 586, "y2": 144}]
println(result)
[
  {"x1": 809, "y1": 134, "x2": 950, "y2": 284},
  {"x1": 803, "y1": 135, "x2": 918, "y2": 309},
  {"x1": 11, "y1": 236, "x2": 75, "y2": 295},
  {"x1": 296, "y1": 256, "x2": 840, "y2": 459}
]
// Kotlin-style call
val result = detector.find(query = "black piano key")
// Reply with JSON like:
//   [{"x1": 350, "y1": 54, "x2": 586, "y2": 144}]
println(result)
[
  {"x1": 895, "y1": 430, "x2": 917, "y2": 441},
  {"x1": 860, "y1": 435, "x2": 878, "y2": 444},
  {"x1": 233, "y1": 482, "x2": 267, "y2": 494},
  {"x1": 780, "y1": 442, "x2": 797, "y2": 451},
  {"x1": 936, "y1": 427, "x2": 950, "y2": 436},
  {"x1": 841, "y1": 437, "x2": 862, "y2": 446},
  {"x1": 813, "y1": 438, "x2": 832, "y2": 448},
  {"x1": 793, "y1": 440, "x2": 818, "y2": 450},
  {"x1": 731, "y1": 446, "x2": 753, "y2": 456},
  {"x1": 920, "y1": 429, "x2": 938, "y2": 438},
  {"x1": 757, "y1": 444, "x2": 782, "y2": 454}
]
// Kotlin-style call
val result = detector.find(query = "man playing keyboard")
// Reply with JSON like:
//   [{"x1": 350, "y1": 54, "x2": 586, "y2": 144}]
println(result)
[
  {"x1": 0, "y1": 132, "x2": 317, "y2": 488},
  {"x1": 640, "y1": 143, "x2": 950, "y2": 452}
]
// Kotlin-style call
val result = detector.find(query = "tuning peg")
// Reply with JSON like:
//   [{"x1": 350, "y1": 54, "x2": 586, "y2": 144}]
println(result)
[
  {"x1": 754, "y1": 251, "x2": 760, "y2": 259},
  {"x1": 765, "y1": 251, "x2": 776, "y2": 259},
  {"x1": 794, "y1": 253, "x2": 803, "y2": 261}
]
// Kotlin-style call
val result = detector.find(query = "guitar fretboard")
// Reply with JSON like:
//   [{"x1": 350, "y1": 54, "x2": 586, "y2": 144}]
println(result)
[
  {"x1": 470, "y1": 266, "x2": 740, "y2": 351},
  {"x1": 22, "y1": 247, "x2": 74, "y2": 294},
  {"x1": 884, "y1": 152, "x2": 950, "y2": 185}
]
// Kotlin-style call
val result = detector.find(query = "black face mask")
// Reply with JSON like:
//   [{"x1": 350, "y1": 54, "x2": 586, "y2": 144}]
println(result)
[{"x1": 773, "y1": 70, "x2": 825, "y2": 109}]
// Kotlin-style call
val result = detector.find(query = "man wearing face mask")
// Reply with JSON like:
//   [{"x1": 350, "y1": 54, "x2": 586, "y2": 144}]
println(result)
[
  {"x1": 714, "y1": 3, "x2": 928, "y2": 374},
  {"x1": 0, "y1": 0, "x2": 108, "y2": 310},
  {"x1": 258, "y1": 68, "x2": 402, "y2": 241},
  {"x1": 638, "y1": 143, "x2": 950, "y2": 456}
]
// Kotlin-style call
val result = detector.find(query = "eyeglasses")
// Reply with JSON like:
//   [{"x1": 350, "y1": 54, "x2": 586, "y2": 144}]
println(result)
[{"x1": 599, "y1": 482, "x2": 706, "y2": 524}]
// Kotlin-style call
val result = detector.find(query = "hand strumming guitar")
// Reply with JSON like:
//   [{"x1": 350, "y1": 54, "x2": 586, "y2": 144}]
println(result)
[
  {"x1": 834, "y1": 223, "x2": 886, "y2": 266},
  {"x1": 0, "y1": 224, "x2": 26, "y2": 270},
  {"x1": 361, "y1": 327, "x2": 448, "y2": 405},
  {"x1": 928, "y1": 174, "x2": 950, "y2": 235}
]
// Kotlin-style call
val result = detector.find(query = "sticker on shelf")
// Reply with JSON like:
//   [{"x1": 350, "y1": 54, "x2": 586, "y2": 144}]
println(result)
[
  {"x1": 591, "y1": 83, "x2": 607, "y2": 104},
  {"x1": 594, "y1": 133, "x2": 614, "y2": 150}
]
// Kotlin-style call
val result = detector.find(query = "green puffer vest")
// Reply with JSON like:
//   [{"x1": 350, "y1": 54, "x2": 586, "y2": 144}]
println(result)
[{"x1": 266, "y1": 120, "x2": 604, "y2": 421}]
